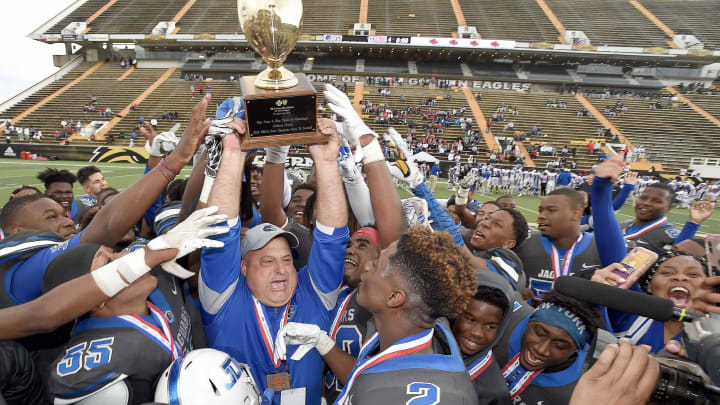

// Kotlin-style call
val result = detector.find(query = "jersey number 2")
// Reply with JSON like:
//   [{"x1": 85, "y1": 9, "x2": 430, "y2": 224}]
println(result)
[
  {"x1": 406, "y1": 382, "x2": 440, "y2": 405},
  {"x1": 57, "y1": 337, "x2": 114, "y2": 376}
]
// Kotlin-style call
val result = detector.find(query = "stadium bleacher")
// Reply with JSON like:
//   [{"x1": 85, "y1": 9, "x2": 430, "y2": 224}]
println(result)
[
  {"x1": 459, "y1": 0, "x2": 560, "y2": 43},
  {"x1": 545, "y1": 0, "x2": 669, "y2": 47},
  {"x1": 5, "y1": 0, "x2": 719, "y2": 176},
  {"x1": 367, "y1": 0, "x2": 458, "y2": 37},
  {"x1": 587, "y1": 96, "x2": 720, "y2": 173},
  {"x1": 85, "y1": 0, "x2": 188, "y2": 34},
  {"x1": 639, "y1": 0, "x2": 720, "y2": 49}
]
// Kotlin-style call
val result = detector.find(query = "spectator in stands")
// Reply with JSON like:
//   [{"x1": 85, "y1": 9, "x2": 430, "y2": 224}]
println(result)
[
  {"x1": 130, "y1": 104, "x2": 137, "y2": 111},
  {"x1": 105, "y1": 134, "x2": 114, "y2": 145},
  {"x1": 90, "y1": 95, "x2": 97, "y2": 105},
  {"x1": 120, "y1": 58, "x2": 126, "y2": 68},
  {"x1": 105, "y1": 106, "x2": 112, "y2": 117}
]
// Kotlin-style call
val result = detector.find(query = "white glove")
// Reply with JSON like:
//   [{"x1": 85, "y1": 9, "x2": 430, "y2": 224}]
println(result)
[
  {"x1": 265, "y1": 145, "x2": 290, "y2": 165},
  {"x1": 145, "y1": 123, "x2": 181, "y2": 157},
  {"x1": 402, "y1": 197, "x2": 432, "y2": 228},
  {"x1": 337, "y1": 137, "x2": 362, "y2": 182},
  {"x1": 324, "y1": 84, "x2": 377, "y2": 162},
  {"x1": 338, "y1": 137, "x2": 376, "y2": 226},
  {"x1": 208, "y1": 97, "x2": 244, "y2": 137},
  {"x1": 455, "y1": 173, "x2": 476, "y2": 205},
  {"x1": 147, "y1": 206, "x2": 229, "y2": 278},
  {"x1": 274, "y1": 322, "x2": 336, "y2": 362},
  {"x1": 384, "y1": 127, "x2": 424, "y2": 188}
]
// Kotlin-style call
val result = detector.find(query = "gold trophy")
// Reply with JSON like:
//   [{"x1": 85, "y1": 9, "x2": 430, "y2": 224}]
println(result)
[{"x1": 238, "y1": 0, "x2": 323, "y2": 147}]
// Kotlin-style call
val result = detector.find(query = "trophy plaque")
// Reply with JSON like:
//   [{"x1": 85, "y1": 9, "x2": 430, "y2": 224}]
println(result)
[{"x1": 238, "y1": 0, "x2": 325, "y2": 148}]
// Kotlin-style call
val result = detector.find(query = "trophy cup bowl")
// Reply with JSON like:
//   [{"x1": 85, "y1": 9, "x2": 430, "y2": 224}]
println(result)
[{"x1": 238, "y1": 0, "x2": 302, "y2": 90}]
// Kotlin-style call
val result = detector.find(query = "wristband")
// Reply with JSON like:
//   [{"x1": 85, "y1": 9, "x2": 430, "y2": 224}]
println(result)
[
  {"x1": 316, "y1": 332, "x2": 336, "y2": 356},
  {"x1": 361, "y1": 139, "x2": 385, "y2": 165},
  {"x1": 159, "y1": 158, "x2": 180, "y2": 182},
  {"x1": 91, "y1": 249, "x2": 150, "y2": 297}
]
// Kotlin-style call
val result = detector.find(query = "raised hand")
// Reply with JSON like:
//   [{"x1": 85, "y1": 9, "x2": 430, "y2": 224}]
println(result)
[
  {"x1": 173, "y1": 94, "x2": 211, "y2": 164},
  {"x1": 308, "y1": 118, "x2": 340, "y2": 165},
  {"x1": 689, "y1": 200, "x2": 714, "y2": 224},
  {"x1": 147, "y1": 206, "x2": 229, "y2": 278},
  {"x1": 594, "y1": 155, "x2": 625, "y2": 183},
  {"x1": 624, "y1": 171, "x2": 639, "y2": 186},
  {"x1": 384, "y1": 127, "x2": 423, "y2": 188}
]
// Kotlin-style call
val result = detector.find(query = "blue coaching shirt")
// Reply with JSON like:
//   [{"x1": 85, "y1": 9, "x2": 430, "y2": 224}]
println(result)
[{"x1": 199, "y1": 218, "x2": 349, "y2": 405}]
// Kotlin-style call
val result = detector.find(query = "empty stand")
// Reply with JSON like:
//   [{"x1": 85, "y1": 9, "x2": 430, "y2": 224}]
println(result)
[
  {"x1": 367, "y1": 0, "x2": 458, "y2": 37},
  {"x1": 588, "y1": 97, "x2": 720, "y2": 172},
  {"x1": 640, "y1": 0, "x2": 720, "y2": 49},
  {"x1": 458, "y1": 0, "x2": 560, "y2": 43},
  {"x1": 686, "y1": 93, "x2": 720, "y2": 122},
  {"x1": 546, "y1": 0, "x2": 668, "y2": 47},
  {"x1": 175, "y1": 0, "x2": 240, "y2": 34},
  {"x1": 87, "y1": 0, "x2": 187, "y2": 34},
  {"x1": 46, "y1": 0, "x2": 108, "y2": 34},
  {"x1": 302, "y1": 0, "x2": 360, "y2": 35}
]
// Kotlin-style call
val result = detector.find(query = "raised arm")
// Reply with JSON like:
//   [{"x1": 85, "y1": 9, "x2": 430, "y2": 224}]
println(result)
[
  {"x1": 0, "y1": 247, "x2": 176, "y2": 339},
  {"x1": 82, "y1": 95, "x2": 211, "y2": 246},
  {"x1": 260, "y1": 146, "x2": 290, "y2": 228},
  {"x1": 591, "y1": 156, "x2": 628, "y2": 266},
  {"x1": 311, "y1": 119, "x2": 347, "y2": 228},
  {"x1": 199, "y1": 120, "x2": 248, "y2": 315}
]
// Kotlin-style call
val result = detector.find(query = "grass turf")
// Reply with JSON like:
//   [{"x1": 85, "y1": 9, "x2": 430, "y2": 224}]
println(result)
[{"x1": 2, "y1": 158, "x2": 719, "y2": 235}]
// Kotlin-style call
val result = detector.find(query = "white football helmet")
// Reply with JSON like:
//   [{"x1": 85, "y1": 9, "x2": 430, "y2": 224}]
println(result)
[{"x1": 154, "y1": 349, "x2": 260, "y2": 405}]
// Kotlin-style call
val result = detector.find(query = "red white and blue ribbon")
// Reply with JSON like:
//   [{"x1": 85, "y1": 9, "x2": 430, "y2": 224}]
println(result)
[
  {"x1": 502, "y1": 353, "x2": 543, "y2": 399},
  {"x1": 551, "y1": 233, "x2": 584, "y2": 279},
  {"x1": 624, "y1": 216, "x2": 668, "y2": 240},
  {"x1": 330, "y1": 290, "x2": 356, "y2": 340},
  {"x1": 253, "y1": 296, "x2": 290, "y2": 368},
  {"x1": 336, "y1": 328, "x2": 435, "y2": 405},
  {"x1": 119, "y1": 301, "x2": 183, "y2": 360},
  {"x1": 468, "y1": 350, "x2": 494, "y2": 380}
]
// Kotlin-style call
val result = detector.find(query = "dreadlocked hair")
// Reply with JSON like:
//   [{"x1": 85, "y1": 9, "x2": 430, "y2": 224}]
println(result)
[
  {"x1": 640, "y1": 251, "x2": 708, "y2": 292},
  {"x1": 543, "y1": 290, "x2": 603, "y2": 337},
  {"x1": 388, "y1": 227, "x2": 476, "y2": 322}
]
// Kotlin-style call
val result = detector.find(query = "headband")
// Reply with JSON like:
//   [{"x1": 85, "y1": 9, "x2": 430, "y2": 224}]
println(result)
[
  {"x1": 529, "y1": 302, "x2": 590, "y2": 349},
  {"x1": 352, "y1": 227, "x2": 379, "y2": 247}
]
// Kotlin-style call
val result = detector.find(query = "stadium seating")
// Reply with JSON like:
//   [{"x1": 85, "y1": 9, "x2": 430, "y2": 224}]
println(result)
[
  {"x1": 175, "y1": 0, "x2": 241, "y2": 34},
  {"x1": 367, "y1": 0, "x2": 458, "y2": 37},
  {"x1": 301, "y1": 0, "x2": 360, "y2": 36},
  {"x1": 361, "y1": 84, "x2": 491, "y2": 164},
  {"x1": 473, "y1": 89, "x2": 604, "y2": 170},
  {"x1": 46, "y1": 0, "x2": 109, "y2": 35},
  {"x1": 639, "y1": 0, "x2": 720, "y2": 49},
  {"x1": 545, "y1": 0, "x2": 669, "y2": 48},
  {"x1": 2, "y1": 64, "x2": 167, "y2": 145},
  {"x1": 587, "y1": 97, "x2": 720, "y2": 172},
  {"x1": 685, "y1": 94, "x2": 720, "y2": 121},
  {"x1": 0, "y1": 62, "x2": 95, "y2": 123},
  {"x1": 87, "y1": 0, "x2": 187, "y2": 34},
  {"x1": 458, "y1": 0, "x2": 560, "y2": 43}
]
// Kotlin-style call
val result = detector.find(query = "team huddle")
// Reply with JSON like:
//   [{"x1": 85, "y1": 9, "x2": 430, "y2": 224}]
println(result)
[{"x1": 0, "y1": 86, "x2": 719, "y2": 405}]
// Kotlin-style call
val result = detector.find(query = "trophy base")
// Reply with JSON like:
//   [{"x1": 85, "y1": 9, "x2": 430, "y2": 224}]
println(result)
[
  {"x1": 240, "y1": 73, "x2": 326, "y2": 148},
  {"x1": 254, "y1": 67, "x2": 299, "y2": 90}
]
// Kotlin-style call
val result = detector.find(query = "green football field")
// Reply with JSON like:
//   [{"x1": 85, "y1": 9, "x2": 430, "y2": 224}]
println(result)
[{"x1": 2, "y1": 158, "x2": 720, "y2": 235}]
